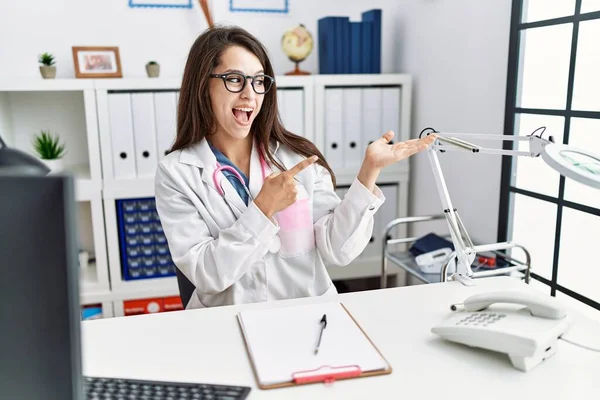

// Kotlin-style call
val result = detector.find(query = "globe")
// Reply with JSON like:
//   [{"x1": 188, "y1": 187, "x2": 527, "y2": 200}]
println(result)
[{"x1": 281, "y1": 24, "x2": 313, "y2": 75}]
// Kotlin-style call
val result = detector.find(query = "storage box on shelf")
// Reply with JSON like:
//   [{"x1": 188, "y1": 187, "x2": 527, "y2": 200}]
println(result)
[
  {"x1": 81, "y1": 303, "x2": 114, "y2": 320},
  {"x1": 113, "y1": 295, "x2": 184, "y2": 317}
]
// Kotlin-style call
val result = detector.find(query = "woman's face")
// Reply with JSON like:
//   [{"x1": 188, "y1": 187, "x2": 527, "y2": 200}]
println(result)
[{"x1": 209, "y1": 45, "x2": 266, "y2": 142}]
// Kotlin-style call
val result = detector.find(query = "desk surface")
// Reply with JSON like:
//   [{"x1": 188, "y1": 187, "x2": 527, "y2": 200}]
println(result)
[{"x1": 82, "y1": 277, "x2": 600, "y2": 400}]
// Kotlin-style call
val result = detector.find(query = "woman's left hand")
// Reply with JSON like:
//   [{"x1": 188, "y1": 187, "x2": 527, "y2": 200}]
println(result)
[
  {"x1": 357, "y1": 131, "x2": 436, "y2": 191},
  {"x1": 364, "y1": 130, "x2": 436, "y2": 170}
]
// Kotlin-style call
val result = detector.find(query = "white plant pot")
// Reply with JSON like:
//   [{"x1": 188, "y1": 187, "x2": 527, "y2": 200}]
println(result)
[
  {"x1": 42, "y1": 158, "x2": 65, "y2": 174},
  {"x1": 39, "y1": 65, "x2": 56, "y2": 79},
  {"x1": 146, "y1": 64, "x2": 160, "y2": 78}
]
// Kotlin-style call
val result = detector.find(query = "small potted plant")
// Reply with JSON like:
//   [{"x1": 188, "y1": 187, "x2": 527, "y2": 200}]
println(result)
[
  {"x1": 33, "y1": 130, "x2": 66, "y2": 173},
  {"x1": 39, "y1": 52, "x2": 56, "y2": 79},
  {"x1": 146, "y1": 61, "x2": 160, "y2": 78}
]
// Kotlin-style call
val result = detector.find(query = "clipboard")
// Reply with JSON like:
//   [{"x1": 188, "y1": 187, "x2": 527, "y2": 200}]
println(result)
[{"x1": 237, "y1": 302, "x2": 392, "y2": 389}]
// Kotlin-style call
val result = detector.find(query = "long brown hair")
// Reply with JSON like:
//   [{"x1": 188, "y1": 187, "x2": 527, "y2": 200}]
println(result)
[{"x1": 171, "y1": 25, "x2": 336, "y2": 187}]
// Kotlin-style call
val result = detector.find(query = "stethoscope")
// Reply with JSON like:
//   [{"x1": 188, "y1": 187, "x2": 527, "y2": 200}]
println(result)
[
  {"x1": 212, "y1": 152, "x2": 269, "y2": 217},
  {"x1": 212, "y1": 153, "x2": 282, "y2": 254}
]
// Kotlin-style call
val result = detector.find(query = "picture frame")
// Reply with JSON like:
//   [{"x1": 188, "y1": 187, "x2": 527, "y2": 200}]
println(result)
[
  {"x1": 72, "y1": 46, "x2": 123, "y2": 79},
  {"x1": 229, "y1": 0, "x2": 288, "y2": 14},
  {"x1": 128, "y1": 0, "x2": 192, "y2": 8}
]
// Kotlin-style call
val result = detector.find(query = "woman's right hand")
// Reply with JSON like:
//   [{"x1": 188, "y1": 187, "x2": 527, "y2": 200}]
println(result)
[{"x1": 254, "y1": 155, "x2": 318, "y2": 219}]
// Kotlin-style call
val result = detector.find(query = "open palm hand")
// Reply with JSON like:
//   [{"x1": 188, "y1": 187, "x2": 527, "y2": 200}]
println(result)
[{"x1": 365, "y1": 131, "x2": 436, "y2": 169}]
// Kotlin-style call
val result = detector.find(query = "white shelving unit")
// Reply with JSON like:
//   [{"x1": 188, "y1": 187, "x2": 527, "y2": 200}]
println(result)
[
  {"x1": 314, "y1": 74, "x2": 411, "y2": 283},
  {"x1": 0, "y1": 79, "x2": 110, "y2": 317},
  {"x1": 1, "y1": 74, "x2": 412, "y2": 317}
]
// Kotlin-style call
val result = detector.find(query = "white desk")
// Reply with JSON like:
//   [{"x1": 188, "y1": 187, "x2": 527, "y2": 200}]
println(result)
[{"x1": 82, "y1": 277, "x2": 600, "y2": 399}]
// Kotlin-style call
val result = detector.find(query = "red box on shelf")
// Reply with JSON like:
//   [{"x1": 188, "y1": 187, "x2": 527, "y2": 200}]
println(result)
[
  {"x1": 123, "y1": 298, "x2": 163, "y2": 316},
  {"x1": 163, "y1": 296, "x2": 184, "y2": 311},
  {"x1": 123, "y1": 296, "x2": 183, "y2": 316}
]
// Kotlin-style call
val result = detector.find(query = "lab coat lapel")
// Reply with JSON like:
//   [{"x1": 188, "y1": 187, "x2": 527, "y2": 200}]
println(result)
[
  {"x1": 248, "y1": 140, "x2": 281, "y2": 199},
  {"x1": 180, "y1": 139, "x2": 247, "y2": 217},
  {"x1": 248, "y1": 141, "x2": 266, "y2": 199}
]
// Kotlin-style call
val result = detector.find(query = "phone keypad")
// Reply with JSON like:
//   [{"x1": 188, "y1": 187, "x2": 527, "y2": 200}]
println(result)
[{"x1": 456, "y1": 312, "x2": 506, "y2": 327}]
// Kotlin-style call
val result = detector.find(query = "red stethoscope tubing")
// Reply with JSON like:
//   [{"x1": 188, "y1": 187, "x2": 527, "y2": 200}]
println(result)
[{"x1": 212, "y1": 152, "x2": 269, "y2": 198}]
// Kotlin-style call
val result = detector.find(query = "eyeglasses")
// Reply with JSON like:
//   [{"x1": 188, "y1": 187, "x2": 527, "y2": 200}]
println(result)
[{"x1": 210, "y1": 72, "x2": 274, "y2": 94}]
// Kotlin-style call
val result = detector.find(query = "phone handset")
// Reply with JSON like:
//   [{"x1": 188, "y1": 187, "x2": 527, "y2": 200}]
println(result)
[{"x1": 451, "y1": 290, "x2": 567, "y2": 319}]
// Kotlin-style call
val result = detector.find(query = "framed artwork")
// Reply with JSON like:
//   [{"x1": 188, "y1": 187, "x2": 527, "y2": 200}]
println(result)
[
  {"x1": 230, "y1": 0, "x2": 288, "y2": 13},
  {"x1": 72, "y1": 46, "x2": 123, "y2": 79},
  {"x1": 128, "y1": 0, "x2": 192, "y2": 8}
]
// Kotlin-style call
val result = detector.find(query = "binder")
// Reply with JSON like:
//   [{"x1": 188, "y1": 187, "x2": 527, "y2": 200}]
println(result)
[
  {"x1": 381, "y1": 88, "x2": 401, "y2": 141},
  {"x1": 324, "y1": 89, "x2": 344, "y2": 171},
  {"x1": 362, "y1": 9, "x2": 382, "y2": 73},
  {"x1": 282, "y1": 89, "x2": 304, "y2": 137},
  {"x1": 238, "y1": 302, "x2": 392, "y2": 389},
  {"x1": 318, "y1": 17, "x2": 337, "y2": 74},
  {"x1": 361, "y1": 87, "x2": 383, "y2": 147},
  {"x1": 131, "y1": 93, "x2": 158, "y2": 178},
  {"x1": 342, "y1": 88, "x2": 362, "y2": 170},
  {"x1": 153, "y1": 91, "x2": 177, "y2": 159},
  {"x1": 276, "y1": 88, "x2": 286, "y2": 127},
  {"x1": 361, "y1": 21, "x2": 374, "y2": 74},
  {"x1": 349, "y1": 22, "x2": 363, "y2": 74},
  {"x1": 107, "y1": 93, "x2": 137, "y2": 179}
]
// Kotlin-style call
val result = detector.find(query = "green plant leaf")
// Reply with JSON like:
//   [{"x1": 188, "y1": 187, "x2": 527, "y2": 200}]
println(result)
[
  {"x1": 38, "y1": 52, "x2": 55, "y2": 66},
  {"x1": 32, "y1": 130, "x2": 65, "y2": 159}
]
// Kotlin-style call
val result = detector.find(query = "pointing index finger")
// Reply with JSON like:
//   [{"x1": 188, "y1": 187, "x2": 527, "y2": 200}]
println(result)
[{"x1": 287, "y1": 155, "x2": 318, "y2": 176}]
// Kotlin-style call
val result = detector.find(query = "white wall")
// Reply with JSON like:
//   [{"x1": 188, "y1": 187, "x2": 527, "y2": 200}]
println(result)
[
  {"x1": 396, "y1": 1, "x2": 512, "y2": 244},
  {"x1": 0, "y1": 1, "x2": 205, "y2": 78},
  {"x1": 0, "y1": 0, "x2": 512, "y2": 244}
]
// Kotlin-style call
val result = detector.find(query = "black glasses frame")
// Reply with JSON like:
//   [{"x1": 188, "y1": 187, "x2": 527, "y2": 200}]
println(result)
[{"x1": 210, "y1": 72, "x2": 274, "y2": 94}]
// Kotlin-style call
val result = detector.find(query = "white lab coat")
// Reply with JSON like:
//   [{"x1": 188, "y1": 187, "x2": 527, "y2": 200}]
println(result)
[{"x1": 154, "y1": 138, "x2": 385, "y2": 309}]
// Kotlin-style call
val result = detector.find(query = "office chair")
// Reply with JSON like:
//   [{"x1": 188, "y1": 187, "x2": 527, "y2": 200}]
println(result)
[{"x1": 175, "y1": 268, "x2": 195, "y2": 309}]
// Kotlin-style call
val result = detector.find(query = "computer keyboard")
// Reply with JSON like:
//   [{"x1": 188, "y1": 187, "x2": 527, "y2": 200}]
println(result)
[{"x1": 84, "y1": 376, "x2": 251, "y2": 400}]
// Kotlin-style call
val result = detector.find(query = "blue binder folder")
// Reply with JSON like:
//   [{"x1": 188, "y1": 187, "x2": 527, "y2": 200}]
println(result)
[{"x1": 362, "y1": 9, "x2": 382, "y2": 73}]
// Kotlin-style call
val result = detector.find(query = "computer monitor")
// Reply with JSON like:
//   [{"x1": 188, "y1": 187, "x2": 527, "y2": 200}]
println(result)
[
  {"x1": 0, "y1": 173, "x2": 252, "y2": 400},
  {"x1": 0, "y1": 173, "x2": 83, "y2": 399}
]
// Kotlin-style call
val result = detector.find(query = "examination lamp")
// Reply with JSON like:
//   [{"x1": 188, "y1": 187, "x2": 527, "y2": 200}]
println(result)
[
  {"x1": 0, "y1": 133, "x2": 50, "y2": 175},
  {"x1": 422, "y1": 126, "x2": 600, "y2": 286}
]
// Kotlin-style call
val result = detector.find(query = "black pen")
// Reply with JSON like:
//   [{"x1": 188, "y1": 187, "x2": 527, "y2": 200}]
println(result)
[{"x1": 314, "y1": 314, "x2": 327, "y2": 355}]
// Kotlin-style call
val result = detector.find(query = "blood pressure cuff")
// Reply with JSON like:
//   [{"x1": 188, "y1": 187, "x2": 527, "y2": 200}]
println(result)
[{"x1": 409, "y1": 233, "x2": 454, "y2": 257}]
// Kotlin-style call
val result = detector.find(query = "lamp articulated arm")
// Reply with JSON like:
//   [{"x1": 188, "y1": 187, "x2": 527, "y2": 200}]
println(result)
[{"x1": 422, "y1": 127, "x2": 554, "y2": 285}]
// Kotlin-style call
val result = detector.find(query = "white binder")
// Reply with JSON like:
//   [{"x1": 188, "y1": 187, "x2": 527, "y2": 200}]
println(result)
[
  {"x1": 107, "y1": 93, "x2": 136, "y2": 179},
  {"x1": 154, "y1": 92, "x2": 177, "y2": 159},
  {"x1": 131, "y1": 93, "x2": 158, "y2": 178},
  {"x1": 342, "y1": 88, "x2": 362, "y2": 170},
  {"x1": 361, "y1": 88, "x2": 383, "y2": 147},
  {"x1": 277, "y1": 88, "x2": 286, "y2": 127},
  {"x1": 381, "y1": 88, "x2": 401, "y2": 141},
  {"x1": 282, "y1": 89, "x2": 304, "y2": 137},
  {"x1": 324, "y1": 89, "x2": 344, "y2": 171}
]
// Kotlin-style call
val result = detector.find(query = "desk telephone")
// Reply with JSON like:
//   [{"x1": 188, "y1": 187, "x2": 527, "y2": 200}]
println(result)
[{"x1": 432, "y1": 290, "x2": 571, "y2": 372}]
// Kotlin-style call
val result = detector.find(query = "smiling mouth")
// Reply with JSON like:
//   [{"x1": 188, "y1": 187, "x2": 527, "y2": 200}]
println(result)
[{"x1": 232, "y1": 107, "x2": 253, "y2": 124}]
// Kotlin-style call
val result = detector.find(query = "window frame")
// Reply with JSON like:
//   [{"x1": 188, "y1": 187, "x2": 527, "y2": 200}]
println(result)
[{"x1": 499, "y1": 0, "x2": 600, "y2": 311}]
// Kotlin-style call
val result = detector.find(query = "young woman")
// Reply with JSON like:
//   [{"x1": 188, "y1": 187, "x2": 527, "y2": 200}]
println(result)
[{"x1": 155, "y1": 25, "x2": 435, "y2": 309}]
